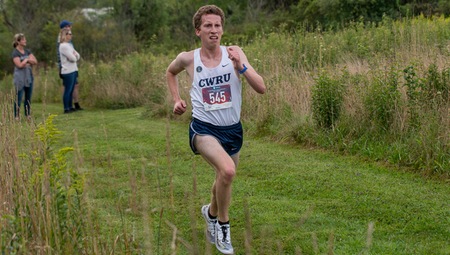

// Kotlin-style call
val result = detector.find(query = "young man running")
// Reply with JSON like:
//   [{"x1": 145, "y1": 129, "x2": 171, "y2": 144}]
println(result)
[{"x1": 166, "y1": 5, "x2": 266, "y2": 254}]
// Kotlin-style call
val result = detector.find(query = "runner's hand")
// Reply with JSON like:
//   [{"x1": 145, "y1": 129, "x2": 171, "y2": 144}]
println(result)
[
  {"x1": 173, "y1": 100, "x2": 187, "y2": 115},
  {"x1": 227, "y1": 47, "x2": 241, "y2": 69}
]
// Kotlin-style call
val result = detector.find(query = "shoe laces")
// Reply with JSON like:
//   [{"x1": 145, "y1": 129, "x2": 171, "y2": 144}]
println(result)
[
  {"x1": 207, "y1": 219, "x2": 216, "y2": 231},
  {"x1": 220, "y1": 225, "x2": 230, "y2": 243}
]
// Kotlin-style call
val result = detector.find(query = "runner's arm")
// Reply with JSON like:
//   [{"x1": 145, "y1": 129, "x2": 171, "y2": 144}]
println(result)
[
  {"x1": 227, "y1": 46, "x2": 266, "y2": 94},
  {"x1": 166, "y1": 52, "x2": 191, "y2": 115}
]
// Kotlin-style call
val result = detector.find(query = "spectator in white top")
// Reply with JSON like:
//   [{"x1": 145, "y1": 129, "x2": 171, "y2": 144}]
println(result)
[
  {"x1": 57, "y1": 20, "x2": 83, "y2": 110},
  {"x1": 59, "y1": 29, "x2": 80, "y2": 114}
]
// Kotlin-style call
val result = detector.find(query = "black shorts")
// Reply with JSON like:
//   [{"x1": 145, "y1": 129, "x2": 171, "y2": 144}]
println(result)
[{"x1": 189, "y1": 118, "x2": 243, "y2": 156}]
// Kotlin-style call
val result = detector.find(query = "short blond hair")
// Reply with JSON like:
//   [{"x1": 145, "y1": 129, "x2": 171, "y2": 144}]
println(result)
[
  {"x1": 12, "y1": 33, "x2": 25, "y2": 48},
  {"x1": 192, "y1": 5, "x2": 225, "y2": 30}
]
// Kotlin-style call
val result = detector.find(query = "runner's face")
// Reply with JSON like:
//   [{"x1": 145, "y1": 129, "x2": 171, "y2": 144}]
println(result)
[{"x1": 196, "y1": 14, "x2": 223, "y2": 45}]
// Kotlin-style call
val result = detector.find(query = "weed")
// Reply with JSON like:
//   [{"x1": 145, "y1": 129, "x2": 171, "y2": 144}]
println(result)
[
  {"x1": 1, "y1": 115, "x2": 87, "y2": 254},
  {"x1": 311, "y1": 73, "x2": 345, "y2": 129},
  {"x1": 363, "y1": 67, "x2": 400, "y2": 132},
  {"x1": 403, "y1": 64, "x2": 425, "y2": 130}
]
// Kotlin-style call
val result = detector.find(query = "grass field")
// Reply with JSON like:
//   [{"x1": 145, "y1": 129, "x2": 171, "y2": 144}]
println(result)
[{"x1": 6, "y1": 103, "x2": 445, "y2": 255}]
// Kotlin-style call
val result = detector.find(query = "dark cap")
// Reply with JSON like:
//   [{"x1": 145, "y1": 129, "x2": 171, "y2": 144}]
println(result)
[{"x1": 59, "y1": 20, "x2": 72, "y2": 29}]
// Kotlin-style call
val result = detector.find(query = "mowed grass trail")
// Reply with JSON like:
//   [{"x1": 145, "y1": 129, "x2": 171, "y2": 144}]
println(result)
[{"x1": 32, "y1": 104, "x2": 450, "y2": 254}]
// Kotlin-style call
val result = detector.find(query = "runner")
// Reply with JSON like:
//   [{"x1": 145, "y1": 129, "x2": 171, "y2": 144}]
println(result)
[{"x1": 166, "y1": 5, "x2": 266, "y2": 254}]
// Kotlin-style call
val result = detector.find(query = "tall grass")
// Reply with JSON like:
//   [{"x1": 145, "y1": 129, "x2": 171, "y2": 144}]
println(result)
[
  {"x1": 2, "y1": 102, "x2": 449, "y2": 254},
  {"x1": 0, "y1": 101, "x2": 298, "y2": 254},
  {"x1": 244, "y1": 15, "x2": 450, "y2": 176},
  {"x1": 0, "y1": 99, "x2": 150, "y2": 254},
  {"x1": 1, "y1": 98, "x2": 90, "y2": 254}
]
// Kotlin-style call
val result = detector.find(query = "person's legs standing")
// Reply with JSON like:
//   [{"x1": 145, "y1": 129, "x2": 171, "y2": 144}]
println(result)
[
  {"x1": 72, "y1": 71, "x2": 83, "y2": 110},
  {"x1": 23, "y1": 82, "x2": 33, "y2": 117},
  {"x1": 14, "y1": 88, "x2": 24, "y2": 119},
  {"x1": 62, "y1": 72, "x2": 76, "y2": 113},
  {"x1": 68, "y1": 79, "x2": 75, "y2": 111},
  {"x1": 73, "y1": 83, "x2": 79, "y2": 106}
]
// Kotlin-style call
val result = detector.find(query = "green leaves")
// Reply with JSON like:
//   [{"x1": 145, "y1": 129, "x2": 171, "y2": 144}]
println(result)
[{"x1": 311, "y1": 73, "x2": 345, "y2": 129}]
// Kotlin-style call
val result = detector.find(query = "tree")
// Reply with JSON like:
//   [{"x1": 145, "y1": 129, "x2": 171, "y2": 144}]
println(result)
[
  {"x1": 0, "y1": 14, "x2": 13, "y2": 77},
  {"x1": 111, "y1": 0, "x2": 169, "y2": 46},
  {"x1": 291, "y1": 0, "x2": 400, "y2": 29}
]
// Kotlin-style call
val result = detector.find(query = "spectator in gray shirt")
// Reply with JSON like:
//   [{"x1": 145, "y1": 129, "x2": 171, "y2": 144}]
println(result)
[{"x1": 12, "y1": 33, "x2": 37, "y2": 120}]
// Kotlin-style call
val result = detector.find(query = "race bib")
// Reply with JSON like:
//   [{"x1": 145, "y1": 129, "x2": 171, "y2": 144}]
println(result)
[{"x1": 202, "y1": 84, "x2": 232, "y2": 111}]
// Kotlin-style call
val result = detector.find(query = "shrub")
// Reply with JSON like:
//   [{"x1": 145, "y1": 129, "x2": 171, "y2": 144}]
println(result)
[
  {"x1": 425, "y1": 64, "x2": 450, "y2": 106},
  {"x1": 363, "y1": 68, "x2": 400, "y2": 132},
  {"x1": 403, "y1": 64, "x2": 425, "y2": 130},
  {"x1": 311, "y1": 73, "x2": 345, "y2": 129}
]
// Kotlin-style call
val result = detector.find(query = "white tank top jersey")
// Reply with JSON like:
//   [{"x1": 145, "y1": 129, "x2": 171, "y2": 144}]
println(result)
[{"x1": 191, "y1": 46, "x2": 242, "y2": 126}]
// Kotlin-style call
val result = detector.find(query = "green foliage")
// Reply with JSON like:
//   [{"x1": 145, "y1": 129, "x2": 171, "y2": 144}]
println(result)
[
  {"x1": 290, "y1": 0, "x2": 400, "y2": 30},
  {"x1": 403, "y1": 61, "x2": 450, "y2": 119},
  {"x1": 364, "y1": 68, "x2": 401, "y2": 132},
  {"x1": 0, "y1": 16, "x2": 13, "y2": 77},
  {"x1": 255, "y1": 109, "x2": 278, "y2": 137},
  {"x1": 78, "y1": 20, "x2": 139, "y2": 61},
  {"x1": 132, "y1": 0, "x2": 168, "y2": 43},
  {"x1": 1, "y1": 115, "x2": 86, "y2": 254},
  {"x1": 441, "y1": 67, "x2": 450, "y2": 100},
  {"x1": 33, "y1": 114, "x2": 62, "y2": 152},
  {"x1": 79, "y1": 51, "x2": 170, "y2": 109},
  {"x1": 402, "y1": 64, "x2": 420, "y2": 98},
  {"x1": 306, "y1": 63, "x2": 449, "y2": 176},
  {"x1": 405, "y1": 111, "x2": 450, "y2": 174},
  {"x1": 403, "y1": 64, "x2": 425, "y2": 129},
  {"x1": 440, "y1": 0, "x2": 450, "y2": 14},
  {"x1": 284, "y1": 0, "x2": 449, "y2": 31},
  {"x1": 1, "y1": 0, "x2": 449, "y2": 69},
  {"x1": 111, "y1": 0, "x2": 170, "y2": 47},
  {"x1": 401, "y1": 63, "x2": 450, "y2": 174},
  {"x1": 1, "y1": 213, "x2": 26, "y2": 254},
  {"x1": 311, "y1": 73, "x2": 345, "y2": 129},
  {"x1": 283, "y1": 54, "x2": 449, "y2": 176},
  {"x1": 425, "y1": 64, "x2": 450, "y2": 105},
  {"x1": 32, "y1": 115, "x2": 84, "y2": 251}
]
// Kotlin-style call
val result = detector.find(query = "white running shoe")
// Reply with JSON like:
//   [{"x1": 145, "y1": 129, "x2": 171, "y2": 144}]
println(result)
[
  {"x1": 215, "y1": 222, "x2": 234, "y2": 254},
  {"x1": 201, "y1": 204, "x2": 216, "y2": 244}
]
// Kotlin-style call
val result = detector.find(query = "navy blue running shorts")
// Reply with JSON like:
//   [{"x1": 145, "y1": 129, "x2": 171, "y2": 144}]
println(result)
[{"x1": 189, "y1": 118, "x2": 243, "y2": 156}]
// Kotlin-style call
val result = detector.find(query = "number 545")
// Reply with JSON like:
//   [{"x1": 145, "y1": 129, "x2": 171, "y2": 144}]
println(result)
[{"x1": 209, "y1": 91, "x2": 226, "y2": 104}]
